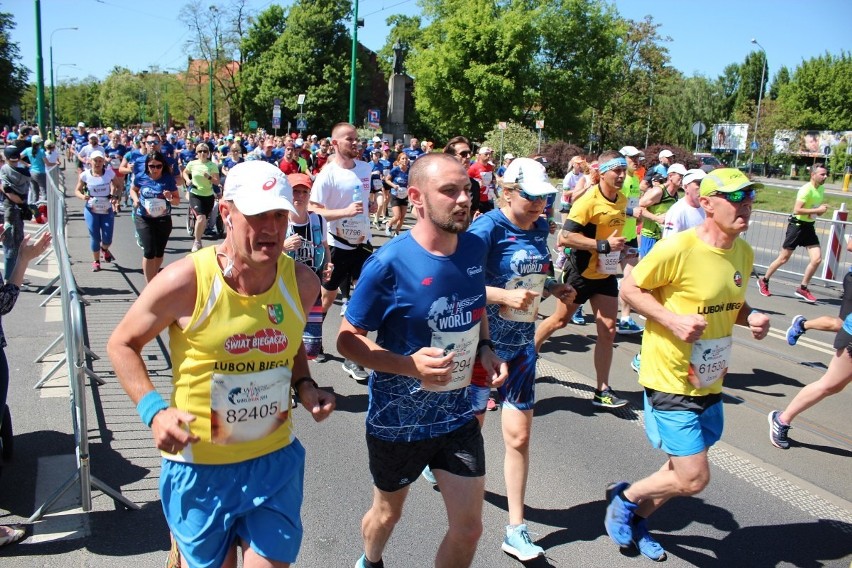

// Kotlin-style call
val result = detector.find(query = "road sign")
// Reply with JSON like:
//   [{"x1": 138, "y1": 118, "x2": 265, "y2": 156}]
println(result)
[
  {"x1": 751, "y1": 140, "x2": 759, "y2": 151},
  {"x1": 273, "y1": 97, "x2": 281, "y2": 107},
  {"x1": 272, "y1": 116, "x2": 281, "y2": 129},
  {"x1": 188, "y1": 115, "x2": 195, "y2": 129},
  {"x1": 367, "y1": 108, "x2": 381, "y2": 129},
  {"x1": 498, "y1": 122, "x2": 507, "y2": 130},
  {"x1": 272, "y1": 107, "x2": 281, "y2": 119},
  {"x1": 296, "y1": 118, "x2": 308, "y2": 131},
  {"x1": 692, "y1": 121, "x2": 706, "y2": 136},
  {"x1": 535, "y1": 120, "x2": 544, "y2": 129},
  {"x1": 248, "y1": 120, "x2": 258, "y2": 130},
  {"x1": 297, "y1": 94, "x2": 306, "y2": 105}
]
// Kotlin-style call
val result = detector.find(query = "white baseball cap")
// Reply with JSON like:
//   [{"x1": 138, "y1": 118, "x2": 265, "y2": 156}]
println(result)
[
  {"x1": 502, "y1": 157, "x2": 557, "y2": 196},
  {"x1": 478, "y1": 146, "x2": 493, "y2": 155},
  {"x1": 658, "y1": 149, "x2": 674, "y2": 159},
  {"x1": 682, "y1": 169, "x2": 707, "y2": 187},
  {"x1": 668, "y1": 163, "x2": 688, "y2": 176},
  {"x1": 77, "y1": 121, "x2": 85, "y2": 128},
  {"x1": 504, "y1": 153, "x2": 515, "y2": 160},
  {"x1": 222, "y1": 161, "x2": 296, "y2": 216},
  {"x1": 89, "y1": 150, "x2": 106, "y2": 161},
  {"x1": 619, "y1": 145, "x2": 643, "y2": 157}
]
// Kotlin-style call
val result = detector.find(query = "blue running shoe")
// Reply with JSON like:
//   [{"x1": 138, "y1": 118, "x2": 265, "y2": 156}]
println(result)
[
  {"x1": 604, "y1": 481, "x2": 636, "y2": 547},
  {"x1": 786, "y1": 315, "x2": 806, "y2": 346},
  {"x1": 631, "y1": 354, "x2": 641, "y2": 373},
  {"x1": 572, "y1": 306, "x2": 586, "y2": 325},
  {"x1": 633, "y1": 519, "x2": 667, "y2": 561},
  {"x1": 616, "y1": 317, "x2": 644, "y2": 335},
  {"x1": 354, "y1": 554, "x2": 367, "y2": 568},
  {"x1": 768, "y1": 410, "x2": 791, "y2": 449},
  {"x1": 502, "y1": 524, "x2": 544, "y2": 561},
  {"x1": 421, "y1": 465, "x2": 437, "y2": 484}
]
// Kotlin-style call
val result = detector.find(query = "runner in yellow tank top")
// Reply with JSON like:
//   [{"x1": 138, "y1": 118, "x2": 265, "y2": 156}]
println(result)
[{"x1": 108, "y1": 161, "x2": 335, "y2": 568}]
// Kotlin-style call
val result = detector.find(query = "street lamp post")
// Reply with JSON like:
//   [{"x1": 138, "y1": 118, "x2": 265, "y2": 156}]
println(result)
[
  {"x1": 208, "y1": 6, "x2": 219, "y2": 134},
  {"x1": 49, "y1": 27, "x2": 78, "y2": 139},
  {"x1": 348, "y1": 3, "x2": 364, "y2": 124},
  {"x1": 749, "y1": 38, "x2": 767, "y2": 175}
]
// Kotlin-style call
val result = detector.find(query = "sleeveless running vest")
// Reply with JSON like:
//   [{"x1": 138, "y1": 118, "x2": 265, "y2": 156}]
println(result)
[{"x1": 167, "y1": 247, "x2": 306, "y2": 464}]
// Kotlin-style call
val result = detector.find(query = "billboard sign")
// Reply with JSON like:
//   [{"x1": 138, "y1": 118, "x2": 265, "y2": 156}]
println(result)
[
  {"x1": 773, "y1": 130, "x2": 852, "y2": 157},
  {"x1": 712, "y1": 123, "x2": 749, "y2": 152}
]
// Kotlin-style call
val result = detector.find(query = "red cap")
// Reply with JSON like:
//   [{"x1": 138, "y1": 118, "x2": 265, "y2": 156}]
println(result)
[{"x1": 287, "y1": 173, "x2": 313, "y2": 190}]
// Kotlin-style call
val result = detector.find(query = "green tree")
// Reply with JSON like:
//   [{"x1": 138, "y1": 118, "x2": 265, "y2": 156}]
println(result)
[
  {"x1": 407, "y1": 0, "x2": 538, "y2": 140},
  {"x1": 481, "y1": 122, "x2": 539, "y2": 161},
  {"x1": 535, "y1": 0, "x2": 623, "y2": 141},
  {"x1": 655, "y1": 74, "x2": 728, "y2": 150},
  {"x1": 0, "y1": 11, "x2": 28, "y2": 122},
  {"x1": 99, "y1": 67, "x2": 145, "y2": 126},
  {"x1": 717, "y1": 63, "x2": 741, "y2": 120},
  {"x1": 769, "y1": 65, "x2": 790, "y2": 100},
  {"x1": 734, "y1": 50, "x2": 767, "y2": 117},
  {"x1": 776, "y1": 51, "x2": 852, "y2": 131},
  {"x1": 239, "y1": 0, "x2": 375, "y2": 133}
]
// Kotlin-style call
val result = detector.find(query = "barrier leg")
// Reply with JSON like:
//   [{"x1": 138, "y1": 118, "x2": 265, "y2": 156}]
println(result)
[
  {"x1": 34, "y1": 357, "x2": 67, "y2": 389},
  {"x1": 38, "y1": 274, "x2": 60, "y2": 296},
  {"x1": 35, "y1": 333, "x2": 64, "y2": 363},
  {"x1": 90, "y1": 476, "x2": 140, "y2": 511},
  {"x1": 27, "y1": 470, "x2": 79, "y2": 522}
]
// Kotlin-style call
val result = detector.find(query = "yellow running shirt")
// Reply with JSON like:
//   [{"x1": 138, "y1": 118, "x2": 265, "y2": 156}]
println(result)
[
  {"x1": 564, "y1": 184, "x2": 627, "y2": 280},
  {"x1": 167, "y1": 247, "x2": 306, "y2": 464},
  {"x1": 621, "y1": 174, "x2": 641, "y2": 241},
  {"x1": 631, "y1": 229, "x2": 753, "y2": 396}
]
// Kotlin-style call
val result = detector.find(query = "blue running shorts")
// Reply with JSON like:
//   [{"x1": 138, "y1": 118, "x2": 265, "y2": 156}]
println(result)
[
  {"x1": 160, "y1": 440, "x2": 306, "y2": 568},
  {"x1": 643, "y1": 392, "x2": 723, "y2": 457},
  {"x1": 496, "y1": 344, "x2": 538, "y2": 411}
]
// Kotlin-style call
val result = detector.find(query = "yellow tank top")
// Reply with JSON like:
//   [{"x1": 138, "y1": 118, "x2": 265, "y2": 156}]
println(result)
[{"x1": 167, "y1": 247, "x2": 306, "y2": 464}]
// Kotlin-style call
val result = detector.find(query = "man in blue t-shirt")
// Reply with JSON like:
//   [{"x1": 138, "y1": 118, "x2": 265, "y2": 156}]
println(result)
[
  {"x1": 338, "y1": 153, "x2": 507, "y2": 568},
  {"x1": 402, "y1": 137, "x2": 425, "y2": 162}
]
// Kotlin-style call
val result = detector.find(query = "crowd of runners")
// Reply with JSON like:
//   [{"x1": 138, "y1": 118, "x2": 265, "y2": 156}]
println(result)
[{"x1": 1, "y1": 120, "x2": 849, "y2": 565}]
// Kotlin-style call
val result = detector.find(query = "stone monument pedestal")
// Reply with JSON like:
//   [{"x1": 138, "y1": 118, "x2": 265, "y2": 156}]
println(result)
[{"x1": 385, "y1": 74, "x2": 407, "y2": 142}]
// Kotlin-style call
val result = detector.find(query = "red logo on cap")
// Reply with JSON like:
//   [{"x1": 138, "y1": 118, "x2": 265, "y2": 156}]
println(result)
[{"x1": 262, "y1": 177, "x2": 277, "y2": 191}]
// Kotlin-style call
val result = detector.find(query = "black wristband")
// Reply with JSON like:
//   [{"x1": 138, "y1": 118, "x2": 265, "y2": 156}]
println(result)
[
  {"x1": 476, "y1": 339, "x2": 495, "y2": 354},
  {"x1": 626, "y1": 206, "x2": 634, "y2": 217},
  {"x1": 597, "y1": 239, "x2": 611, "y2": 254}
]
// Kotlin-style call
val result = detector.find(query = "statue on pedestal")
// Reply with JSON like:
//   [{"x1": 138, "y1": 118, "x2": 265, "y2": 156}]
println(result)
[{"x1": 392, "y1": 41, "x2": 404, "y2": 75}]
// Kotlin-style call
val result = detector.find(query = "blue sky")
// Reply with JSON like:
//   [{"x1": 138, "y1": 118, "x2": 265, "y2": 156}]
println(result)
[{"x1": 6, "y1": 0, "x2": 851, "y2": 84}]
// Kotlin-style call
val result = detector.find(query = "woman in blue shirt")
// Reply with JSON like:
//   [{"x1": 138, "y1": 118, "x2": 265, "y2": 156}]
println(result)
[
  {"x1": 130, "y1": 151, "x2": 180, "y2": 282},
  {"x1": 383, "y1": 153, "x2": 410, "y2": 237}
]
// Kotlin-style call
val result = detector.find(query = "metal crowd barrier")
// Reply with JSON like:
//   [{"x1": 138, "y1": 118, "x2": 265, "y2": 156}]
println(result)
[
  {"x1": 743, "y1": 206, "x2": 850, "y2": 288},
  {"x1": 28, "y1": 166, "x2": 138, "y2": 522}
]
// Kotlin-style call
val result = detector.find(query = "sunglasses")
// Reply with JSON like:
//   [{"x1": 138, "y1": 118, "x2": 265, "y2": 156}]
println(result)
[
  {"x1": 458, "y1": 150, "x2": 471, "y2": 158},
  {"x1": 145, "y1": 140, "x2": 158, "y2": 145},
  {"x1": 517, "y1": 189, "x2": 547, "y2": 202},
  {"x1": 711, "y1": 189, "x2": 755, "y2": 203},
  {"x1": 148, "y1": 163, "x2": 163, "y2": 169},
  {"x1": 197, "y1": 149, "x2": 209, "y2": 154}
]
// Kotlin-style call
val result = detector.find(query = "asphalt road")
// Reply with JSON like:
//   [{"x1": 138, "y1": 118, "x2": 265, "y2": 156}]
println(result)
[{"x1": 0, "y1": 167, "x2": 849, "y2": 567}]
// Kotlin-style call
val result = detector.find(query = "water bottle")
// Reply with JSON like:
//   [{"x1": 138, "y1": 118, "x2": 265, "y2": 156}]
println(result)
[{"x1": 352, "y1": 182, "x2": 367, "y2": 224}]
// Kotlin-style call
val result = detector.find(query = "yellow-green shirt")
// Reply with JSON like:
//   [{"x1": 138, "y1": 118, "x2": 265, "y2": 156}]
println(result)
[
  {"x1": 632, "y1": 229, "x2": 753, "y2": 396},
  {"x1": 793, "y1": 181, "x2": 824, "y2": 223},
  {"x1": 621, "y1": 174, "x2": 641, "y2": 241},
  {"x1": 167, "y1": 247, "x2": 305, "y2": 464},
  {"x1": 186, "y1": 159, "x2": 219, "y2": 197}
]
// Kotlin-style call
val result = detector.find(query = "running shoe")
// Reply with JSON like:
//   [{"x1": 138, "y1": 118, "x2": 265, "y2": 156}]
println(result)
[
  {"x1": 768, "y1": 410, "x2": 791, "y2": 449},
  {"x1": 92, "y1": 261, "x2": 101, "y2": 272},
  {"x1": 604, "y1": 481, "x2": 635, "y2": 547},
  {"x1": 632, "y1": 518, "x2": 667, "y2": 561},
  {"x1": 593, "y1": 388, "x2": 628, "y2": 409},
  {"x1": 340, "y1": 298, "x2": 349, "y2": 316},
  {"x1": 354, "y1": 554, "x2": 367, "y2": 568},
  {"x1": 384, "y1": 223, "x2": 392, "y2": 237},
  {"x1": 616, "y1": 317, "x2": 644, "y2": 335},
  {"x1": 342, "y1": 359, "x2": 369, "y2": 380},
  {"x1": 757, "y1": 277, "x2": 770, "y2": 297},
  {"x1": 794, "y1": 286, "x2": 817, "y2": 303},
  {"x1": 421, "y1": 466, "x2": 437, "y2": 484},
  {"x1": 786, "y1": 315, "x2": 806, "y2": 346},
  {"x1": 191, "y1": 240, "x2": 202, "y2": 253},
  {"x1": 502, "y1": 524, "x2": 544, "y2": 561},
  {"x1": 631, "y1": 354, "x2": 641, "y2": 373},
  {"x1": 571, "y1": 306, "x2": 586, "y2": 325},
  {"x1": 102, "y1": 249, "x2": 115, "y2": 263},
  {"x1": 486, "y1": 396, "x2": 499, "y2": 411},
  {"x1": 312, "y1": 351, "x2": 328, "y2": 363}
]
